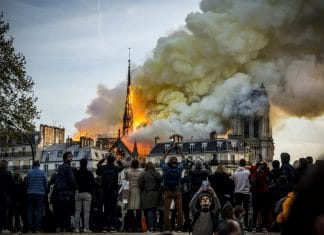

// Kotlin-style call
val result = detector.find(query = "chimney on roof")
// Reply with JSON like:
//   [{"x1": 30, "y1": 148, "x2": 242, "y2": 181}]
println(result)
[
  {"x1": 210, "y1": 131, "x2": 217, "y2": 140},
  {"x1": 169, "y1": 134, "x2": 183, "y2": 143}
]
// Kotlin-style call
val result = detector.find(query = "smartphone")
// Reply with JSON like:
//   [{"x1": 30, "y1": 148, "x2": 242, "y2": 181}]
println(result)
[{"x1": 202, "y1": 180, "x2": 208, "y2": 189}]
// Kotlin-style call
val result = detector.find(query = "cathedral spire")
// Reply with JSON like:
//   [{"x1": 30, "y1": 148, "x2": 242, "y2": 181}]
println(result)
[{"x1": 122, "y1": 48, "x2": 134, "y2": 136}]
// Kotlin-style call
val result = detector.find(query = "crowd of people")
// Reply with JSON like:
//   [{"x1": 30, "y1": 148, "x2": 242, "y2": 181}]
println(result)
[{"x1": 0, "y1": 148, "x2": 323, "y2": 235}]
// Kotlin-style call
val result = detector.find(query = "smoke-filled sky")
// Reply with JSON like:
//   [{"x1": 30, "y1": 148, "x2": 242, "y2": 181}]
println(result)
[{"x1": 2, "y1": 0, "x2": 324, "y2": 161}]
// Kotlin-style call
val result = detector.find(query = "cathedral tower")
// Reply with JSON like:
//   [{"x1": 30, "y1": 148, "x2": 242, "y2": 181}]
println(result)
[
  {"x1": 230, "y1": 83, "x2": 274, "y2": 162},
  {"x1": 122, "y1": 49, "x2": 134, "y2": 136}
]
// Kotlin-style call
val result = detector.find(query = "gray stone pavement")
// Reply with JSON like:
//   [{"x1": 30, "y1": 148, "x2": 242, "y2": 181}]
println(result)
[{"x1": 16, "y1": 233, "x2": 279, "y2": 235}]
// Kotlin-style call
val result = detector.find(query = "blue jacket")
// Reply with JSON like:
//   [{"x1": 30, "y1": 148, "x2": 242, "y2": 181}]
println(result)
[
  {"x1": 26, "y1": 167, "x2": 47, "y2": 195},
  {"x1": 160, "y1": 159, "x2": 186, "y2": 188}
]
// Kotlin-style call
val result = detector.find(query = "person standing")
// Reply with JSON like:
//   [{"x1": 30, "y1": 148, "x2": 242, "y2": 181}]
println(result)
[
  {"x1": 0, "y1": 160, "x2": 14, "y2": 234},
  {"x1": 25, "y1": 160, "x2": 47, "y2": 232},
  {"x1": 97, "y1": 152, "x2": 124, "y2": 233},
  {"x1": 57, "y1": 151, "x2": 77, "y2": 232},
  {"x1": 139, "y1": 162, "x2": 162, "y2": 232},
  {"x1": 233, "y1": 159, "x2": 250, "y2": 229},
  {"x1": 209, "y1": 164, "x2": 235, "y2": 208},
  {"x1": 74, "y1": 158, "x2": 95, "y2": 233},
  {"x1": 125, "y1": 159, "x2": 143, "y2": 232},
  {"x1": 188, "y1": 159, "x2": 210, "y2": 198},
  {"x1": 160, "y1": 146, "x2": 186, "y2": 232},
  {"x1": 189, "y1": 185, "x2": 221, "y2": 235}
]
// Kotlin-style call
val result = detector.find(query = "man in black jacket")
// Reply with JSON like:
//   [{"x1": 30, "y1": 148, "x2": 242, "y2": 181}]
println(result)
[
  {"x1": 97, "y1": 152, "x2": 124, "y2": 232},
  {"x1": 57, "y1": 151, "x2": 76, "y2": 232},
  {"x1": 0, "y1": 160, "x2": 14, "y2": 233}
]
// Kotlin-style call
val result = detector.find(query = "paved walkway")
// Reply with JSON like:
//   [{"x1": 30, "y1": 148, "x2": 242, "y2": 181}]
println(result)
[{"x1": 16, "y1": 233, "x2": 280, "y2": 235}]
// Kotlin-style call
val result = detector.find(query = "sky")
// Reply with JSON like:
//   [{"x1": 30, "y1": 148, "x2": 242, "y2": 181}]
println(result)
[{"x1": 2, "y1": 0, "x2": 324, "y2": 161}]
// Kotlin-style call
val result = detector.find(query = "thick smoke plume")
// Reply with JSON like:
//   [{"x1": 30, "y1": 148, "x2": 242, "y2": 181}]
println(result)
[
  {"x1": 76, "y1": 0, "x2": 324, "y2": 144},
  {"x1": 75, "y1": 83, "x2": 125, "y2": 136}
]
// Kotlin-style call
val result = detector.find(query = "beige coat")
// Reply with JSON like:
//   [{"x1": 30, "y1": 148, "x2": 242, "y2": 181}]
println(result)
[{"x1": 125, "y1": 168, "x2": 143, "y2": 210}]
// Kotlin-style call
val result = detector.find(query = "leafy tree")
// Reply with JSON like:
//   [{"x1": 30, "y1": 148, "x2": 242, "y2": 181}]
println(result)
[{"x1": 0, "y1": 14, "x2": 39, "y2": 140}]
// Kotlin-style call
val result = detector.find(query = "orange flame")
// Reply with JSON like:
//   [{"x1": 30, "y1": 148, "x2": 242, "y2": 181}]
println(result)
[
  {"x1": 72, "y1": 130, "x2": 95, "y2": 141},
  {"x1": 131, "y1": 86, "x2": 150, "y2": 129},
  {"x1": 121, "y1": 135, "x2": 152, "y2": 159}
]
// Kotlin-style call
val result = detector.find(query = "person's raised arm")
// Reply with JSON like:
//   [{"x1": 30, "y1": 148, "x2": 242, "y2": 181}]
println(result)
[{"x1": 161, "y1": 146, "x2": 173, "y2": 161}]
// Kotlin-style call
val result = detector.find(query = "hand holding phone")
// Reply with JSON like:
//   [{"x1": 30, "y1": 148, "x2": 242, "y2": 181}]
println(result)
[{"x1": 202, "y1": 180, "x2": 208, "y2": 190}]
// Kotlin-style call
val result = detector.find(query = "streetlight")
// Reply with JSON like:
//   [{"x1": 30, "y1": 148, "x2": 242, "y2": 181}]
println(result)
[{"x1": 6, "y1": 120, "x2": 35, "y2": 162}]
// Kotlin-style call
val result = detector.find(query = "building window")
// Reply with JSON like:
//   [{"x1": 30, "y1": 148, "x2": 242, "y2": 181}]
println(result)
[
  {"x1": 231, "y1": 155, "x2": 235, "y2": 164},
  {"x1": 8, "y1": 161, "x2": 13, "y2": 171},
  {"x1": 57, "y1": 150, "x2": 63, "y2": 158},
  {"x1": 22, "y1": 147, "x2": 26, "y2": 156},
  {"x1": 244, "y1": 117, "x2": 250, "y2": 138},
  {"x1": 11, "y1": 147, "x2": 15, "y2": 157},
  {"x1": 176, "y1": 143, "x2": 183, "y2": 151},
  {"x1": 164, "y1": 144, "x2": 171, "y2": 153},
  {"x1": 231, "y1": 142, "x2": 238, "y2": 151},
  {"x1": 85, "y1": 149, "x2": 91, "y2": 159},
  {"x1": 19, "y1": 160, "x2": 24, "y2": 169},
  {"x1": 254, "y1": 117, "x2": 259, "y2": 137},
  {"x1": 73, "y1": 151, "x2": 79, "y2": 158},
  {"x1": 189, "y1": 143, "x2": 195, "y2": 153},
  {"x1": 201, "y1": 142, "x2": 207, "y2": 152},
  {"x1": 217, "y1": 142, "x2": 222, "y2": 151},
  {"x1": 46, "y1": 152, "x2": 50, "y2": 162}
]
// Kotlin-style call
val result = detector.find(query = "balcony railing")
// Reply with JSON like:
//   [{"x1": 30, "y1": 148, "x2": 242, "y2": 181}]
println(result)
[
  {"x1": 8, "y1": 165, "x2": 32, "y2": 171},
  {"x1": 0, "y1": 151, "x2": 33, "y2": 158}
]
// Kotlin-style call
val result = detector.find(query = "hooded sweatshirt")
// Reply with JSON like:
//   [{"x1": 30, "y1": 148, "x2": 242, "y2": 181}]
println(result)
[{"x1": 233, "y1": 166, "x2": 250, "y2": 194}]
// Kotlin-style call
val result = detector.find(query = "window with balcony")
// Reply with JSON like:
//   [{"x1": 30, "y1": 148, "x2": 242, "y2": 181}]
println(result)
[
  {"x1": 201, "y1": 142, "x2": 207, "y2": 152},
  {"x1": 57, "y1": 150, "x2": 63, "y2": 158},
  {"x1": 73, "y1": 151, "x2": 79, "y2": 158},
  {"x1": 189, "y1": 143, "x2": 195, "y2": 153}
]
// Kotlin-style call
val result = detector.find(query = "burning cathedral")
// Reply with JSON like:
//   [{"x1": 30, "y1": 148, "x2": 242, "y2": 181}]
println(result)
[{"x1": 147, "y1": 83, "x2": 274, "y2": 167}]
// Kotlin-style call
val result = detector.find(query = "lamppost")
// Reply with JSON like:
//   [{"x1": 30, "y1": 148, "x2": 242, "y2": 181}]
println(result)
[{"x1": 7, "y1": 120, "x2": 35, "y2": 162}]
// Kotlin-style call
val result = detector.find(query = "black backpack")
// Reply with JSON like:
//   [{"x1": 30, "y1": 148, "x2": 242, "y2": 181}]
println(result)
[{"x1": 164, "y1": 167, "x2": 181, "y2": 189}]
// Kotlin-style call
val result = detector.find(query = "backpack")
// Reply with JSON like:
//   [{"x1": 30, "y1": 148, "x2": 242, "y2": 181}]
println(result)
[
  {"x1": 164, "y1": 167, "x2": 181, "y2": 189},
  {"x1": 102, "y1": 166, "x2": 118, "y2": 191},
  {"x1": 280, "y1": 165, "x2": 296, "y2": 185}
]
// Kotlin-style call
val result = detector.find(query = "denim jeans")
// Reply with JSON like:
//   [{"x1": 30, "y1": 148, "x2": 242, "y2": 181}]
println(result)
[
  {"x1": 74, "y1": 192, "x2": 92, "y2": 230},
  {"x1": 26, "y1": 194, "x2": 45, "y2": 231},
  {"x1": 144, "y1": 207, "x2": 157, "y2": 231}
]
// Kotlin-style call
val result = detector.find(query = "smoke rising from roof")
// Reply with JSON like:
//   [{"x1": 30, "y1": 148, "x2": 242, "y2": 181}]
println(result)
[{"x1": 76, "y1": 0, "x2": 324, "y2": 143}]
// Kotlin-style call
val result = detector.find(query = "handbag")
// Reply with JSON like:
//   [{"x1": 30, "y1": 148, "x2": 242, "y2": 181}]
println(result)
[{"x1": 141, "y1": 214, "x2": 148, "y2": 232}]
